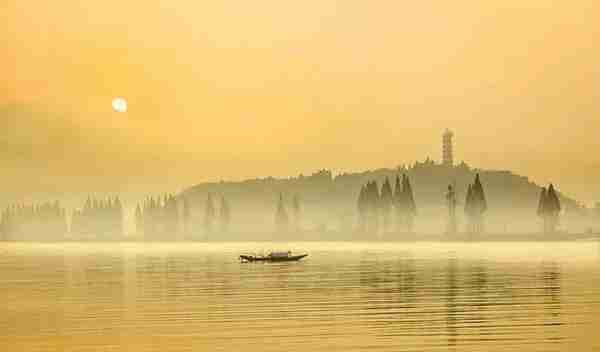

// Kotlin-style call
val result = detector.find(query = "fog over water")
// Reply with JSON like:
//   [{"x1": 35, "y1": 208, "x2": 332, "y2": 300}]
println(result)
[
  {"x1": 1, "y1": 241, "x2": 599, "y2": 351},
  {"x1": 3, "y1": 164, "x2": 600, "y2": 241},
  {"x1": 4, "y1": 1, "x2": 600, "y2": 350}
]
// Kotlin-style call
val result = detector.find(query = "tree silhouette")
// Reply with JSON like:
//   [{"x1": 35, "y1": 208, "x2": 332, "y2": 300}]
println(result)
[
  {"x1": 538, "y1": 184, "x2": 561, "y2": 233},
  {"x1": 72, "y1": 196, "x2": 123, "y2": 239},
  {"x1": 394, "y1": 174, "x2": 417, "y2": 233},
  {"x1": 393, "y1": 175, "x2": 403, "y2": 232},
  {"x1": 357, "y1": 185, "x2": 367, "y2": 232},
  {"x1": 464, "y1": 184, "x2": 474, "y2": 233},
  {"x1": 537, "y1": 187, "x2": 547, "y2": 233},
  {"x1": 135, "y1": 204, "x2": 143, "y2": 236},
  {"x1": 472, "y1": 174, "x2": 487, "y2": 213},
  {"x1": 464, "y1": 174, "x2": 487, "y2": 234},
  {"x1": 446, "y1": 184, "x2": 457, "y2": 234},
  {"x1": 380, "y1": 177, "x2": 393, "y2": 232},
  {"x1": 0, "y1": 201, "x2": 67, "y2": 240},
  {"x1": 403, "y1": 174, "x2": 417, "y2": 232},
  {"x1": 114, "y1": 196, "x2": 123, "y2": 236},
  {"x1": 204, "y1": 193, "x2": 215, "y2": 235},
  {"x1": 366, "y1": 181, "x2": 380, "y2": 234}
]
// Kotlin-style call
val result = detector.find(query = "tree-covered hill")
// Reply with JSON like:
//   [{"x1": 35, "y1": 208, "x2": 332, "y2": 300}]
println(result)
[{"x1": 180, "y1": 159, "x2": 579, "y2": 234}]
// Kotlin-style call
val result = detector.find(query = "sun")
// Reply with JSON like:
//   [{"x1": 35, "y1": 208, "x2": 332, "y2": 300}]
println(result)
[{"x1": 112, "y1": 97, "x2": 128, "y2": 113}]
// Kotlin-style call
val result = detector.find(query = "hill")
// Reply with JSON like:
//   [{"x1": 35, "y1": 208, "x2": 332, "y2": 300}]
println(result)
[{"x1": 180, "y1": 159, "x2": 580, "y2": 236}]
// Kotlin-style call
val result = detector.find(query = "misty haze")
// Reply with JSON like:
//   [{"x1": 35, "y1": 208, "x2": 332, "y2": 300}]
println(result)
[
  {"x1": 3, "y1": 1, "x2": 600, "y2": 351},
  {"x1": 2, "y1": 130, "x2": 599, "y2": 242}
]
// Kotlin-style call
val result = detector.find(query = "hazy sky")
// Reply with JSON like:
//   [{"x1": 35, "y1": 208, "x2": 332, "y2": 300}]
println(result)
[{"x1": 3, "y1": 1, "x2": 600, "y2": 203}]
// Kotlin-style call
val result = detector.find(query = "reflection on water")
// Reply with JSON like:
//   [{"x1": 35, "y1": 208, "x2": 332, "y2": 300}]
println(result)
[{"x1": 1, "y1": 242, "x2": 599, "y2": 351}]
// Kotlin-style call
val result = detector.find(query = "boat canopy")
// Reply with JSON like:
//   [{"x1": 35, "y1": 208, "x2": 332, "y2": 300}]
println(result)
[{"x1": 269, "y1": 251, "x2": 291, "y2": 258}]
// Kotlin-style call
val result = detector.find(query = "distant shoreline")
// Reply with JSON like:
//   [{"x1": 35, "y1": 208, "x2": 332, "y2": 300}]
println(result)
[{"x1": 2, "y1": 233, "x2": 598, "y2": 243}]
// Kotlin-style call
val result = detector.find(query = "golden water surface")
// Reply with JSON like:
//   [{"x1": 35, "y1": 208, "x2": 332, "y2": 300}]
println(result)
[{"x1": 1, "y1": 241, "x2": 599, "y2": 351}]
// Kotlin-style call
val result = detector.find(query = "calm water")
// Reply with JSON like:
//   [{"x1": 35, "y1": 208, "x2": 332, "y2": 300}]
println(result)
[{"x1": 1, "y1": 241, "x2": 600, "y2": 351}]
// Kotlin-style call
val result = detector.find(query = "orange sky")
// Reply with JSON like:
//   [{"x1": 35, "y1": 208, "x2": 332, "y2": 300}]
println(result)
[{"x1": 2, "y1": 1, "x2": 600, "y2": 203}]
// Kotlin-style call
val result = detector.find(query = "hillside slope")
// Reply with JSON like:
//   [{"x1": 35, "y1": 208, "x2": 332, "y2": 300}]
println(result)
[{"x1": 180, "y1": 160, "x2": 579, "y2": 235}]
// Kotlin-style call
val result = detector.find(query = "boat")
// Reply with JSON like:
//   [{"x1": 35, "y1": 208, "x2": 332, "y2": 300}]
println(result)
[{"x1": 239, "y1": 251, "x2": 308, "y2": 262}]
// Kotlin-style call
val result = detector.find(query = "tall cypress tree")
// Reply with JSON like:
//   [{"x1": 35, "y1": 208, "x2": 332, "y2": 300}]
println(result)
[
  {"x1": 537, "y1": 187, "x2": 548, "y2": 233},
  {"x1": 537, "y1": 187, "x2": 547, "y2": 217},
  {"x1": 368, "y1": 181, "x2": 380, "y2": 234},
  {"x1": 135, "y1": 204, "x2": 143, "y2": 236},
  {"x1": 403, "y1": 175, "x2": 417, "y2": 216},
  {"x1": 114, "y1": 196, "x2": 123, "y2": 237},
  {"x1": 357, "y1": 185, "x2": 367, "y2": 232},
  {"x1": 465, "y1": 174, "x2": 487, "y2": 234},
  {"x1": 541, "y1": 184, "x2": 561, "y2": 233},
  {"x1": 393, "y1": 175, "x2": 403, "y2": 232},
  {"x1": 401, "y1": 174, "x2": 417, "y2": 233},
  {"x1": 464, "y1": 184, "x2": 474, "y2": 233},
  {"x1": 472, "y1": 174, "x2": 487, "y2": 214},
  {"x1": 546, "y1": 184, "x2": 561, "y2": 214},
  {"x1": 446, "y1": 184, "x2": 457, "y2": 234},
  {"x1": 204, "y1": 193, "x2": 215, "y2": 235},
  {"x1": 380, "y1": 177, "x2": 393, "y2": 232}
]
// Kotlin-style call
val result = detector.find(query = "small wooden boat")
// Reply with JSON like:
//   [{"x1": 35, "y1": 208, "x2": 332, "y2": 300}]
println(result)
[{"x1": 240, "y1": 251, "x2": 308, "y2": 263}]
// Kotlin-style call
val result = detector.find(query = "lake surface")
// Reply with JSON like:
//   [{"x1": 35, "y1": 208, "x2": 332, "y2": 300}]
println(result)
[{"x1": 1, "y1": 241, "x2": 600, "y2": 351}]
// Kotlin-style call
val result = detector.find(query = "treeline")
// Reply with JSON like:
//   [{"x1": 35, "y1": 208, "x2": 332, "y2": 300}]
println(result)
[
  {"x1": 355, "y1": 173, "x2": 490, "y2": 236},
  {"x1": 355, "y1": 173, "x2": 565, "y2": 235},
  {"x1": 135, "y1": 195, "x2": 179, "y2": 240},
  {"x1": 0, "y1": 168, "x2": 574, "y2": 241},
  {"x1": 71, "y1": 196, "x2": 123, "y2": 239},
  {"x1": 134, "y1": 193, "x2": 232, "y2": 239},
  {"x1": 0, "y1": 197, "x2": 124, "y2": 241},
  {"x1": 0, "y1": 202, "x2": 67, "y2": 240},
  {"x1": 537, "y1": 184, "x2": 561, "y2": 234},
  {"x1": 182, "y1": 160, "x2": 583, "y2": 234},
  {"x1": 464, "y1": 174, "x2": 487, "y2": 234},
  {"x1": 357, "y1": 175, "x2": 417, "y2": 234}
]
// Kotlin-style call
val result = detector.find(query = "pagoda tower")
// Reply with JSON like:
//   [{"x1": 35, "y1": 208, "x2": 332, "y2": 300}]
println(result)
[{"x1": 442, "y1": 129, "x2": 454, "y2": 167}]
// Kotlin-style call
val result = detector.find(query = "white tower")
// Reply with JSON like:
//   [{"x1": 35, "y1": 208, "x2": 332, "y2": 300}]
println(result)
[{"x1": 443, "y1": 129, "x2": 454, "y2": 167}]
